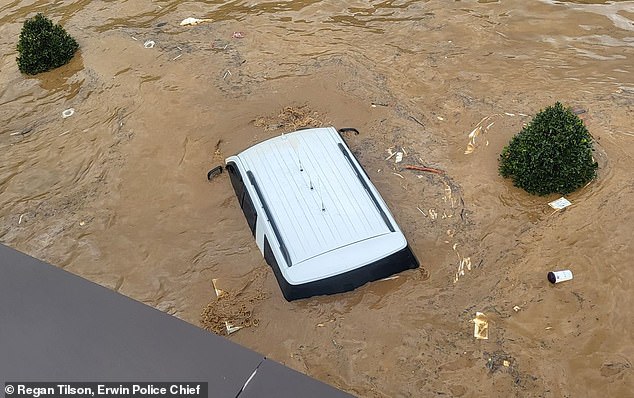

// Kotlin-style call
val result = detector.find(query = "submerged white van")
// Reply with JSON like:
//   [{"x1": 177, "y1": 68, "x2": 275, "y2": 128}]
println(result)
[{"x1": 225, "y1": 127, "x2": 418, "y2": 300}]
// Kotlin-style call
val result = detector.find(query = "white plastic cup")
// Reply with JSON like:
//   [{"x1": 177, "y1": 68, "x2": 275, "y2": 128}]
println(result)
[{"x1": 548, "y1": 270, "x2": 573, "y2": 284}]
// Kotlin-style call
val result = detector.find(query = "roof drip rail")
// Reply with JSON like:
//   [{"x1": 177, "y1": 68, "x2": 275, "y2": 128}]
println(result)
[
  {"x1": 338, "y1": 143, "x2": 395, "y2": 232},
  {"x1": 246, "y1": 171, "x2": 293, "y2": 267}
]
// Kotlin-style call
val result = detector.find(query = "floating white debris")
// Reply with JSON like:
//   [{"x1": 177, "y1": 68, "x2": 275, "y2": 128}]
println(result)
[
  {"x1": 548, "y1": 270, "x2": 573, "y2": 284},
  {"x1": 513, "y1": 305, "x2": 521, "y2": 312},
  {"x1": 180, "y1": 17, "x2": 212, "y2": 26},
  {"x1": 143, "y1": 40, "x2": 155, "y2": 48},
  {"x1": 211, "y1": 278, "x2": 225, "y2": 298},
  {"x1": 379, "y1": 275, "x2": 400, "y2": 282},
  {"x1": 62, "y1": 108, "x2": 75, "y2": 118},
  {"x1": 464, "y1": 125, "x2": 482, "y2": 154},
  {"x1": 472, "y1": 312, "x2": 489, "y2": 340},
  {"x1": 395, "y1": 152, "x2": 403, "y2": 163},
  {"x1": 548, "y1": 197, "x2": 572, "y2": 210},
  {"x1": 225, "y1": 321, "x2": 242, "y2": 335}
]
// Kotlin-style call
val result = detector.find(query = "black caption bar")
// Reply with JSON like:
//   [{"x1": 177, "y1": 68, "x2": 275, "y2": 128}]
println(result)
[{"x1": 4, "y1": 383, "x2": 207, "y2": 398}]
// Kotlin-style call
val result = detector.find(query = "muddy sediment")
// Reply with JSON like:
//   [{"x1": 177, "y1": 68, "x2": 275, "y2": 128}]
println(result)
[{"x1": 1, "y1": 1, "x2": 633, "y2": 397}]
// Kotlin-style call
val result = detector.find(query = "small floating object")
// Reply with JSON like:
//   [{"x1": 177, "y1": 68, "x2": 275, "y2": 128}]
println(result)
[
  {"x1": 207, "y1": 166, "x2": 223, "y2": 181},
  {"x1": 180, "y1": 17, "x2": 212, "y2": 26},
  {"x1": 548, "y1": 269, "x2": 573, "y2": 284},
  {"x1": 472, "y1": 312, "x2": 489, "y2": 340},
  {"x1": 395, "y1": 152, "x2": 403, "y2": 163},
  {"x1": 225, "y1": 321, "x2": 243, "y2": 335},
  {"x1": 404, "y1": 165, "x2": 445, "y2": 175},
  {"x1": 232, "y1": 31, "x2": 245, "y2": 39},
  {"x1": 211, "y1": 278, "x2": 225, "y2": 297},
  {"x1": 143, "y1": 40, "x2": 155, "y2": 48},
  {"x1": 548, "y1": 197, "x2": 572, "y2": 210},
  {"x1": 62, "y1": 108, "x2": 75, "y2": 118}
]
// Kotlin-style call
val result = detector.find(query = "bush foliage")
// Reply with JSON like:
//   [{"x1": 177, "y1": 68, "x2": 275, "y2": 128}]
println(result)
[
  {"x1": 17, "y1": 14, "x2": 79, "y2": 75},
  {"x1": 499, "y1": 102, "x2": 598, "y2": 196}
]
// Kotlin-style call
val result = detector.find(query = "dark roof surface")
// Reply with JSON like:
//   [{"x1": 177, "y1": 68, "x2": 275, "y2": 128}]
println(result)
[{"x1": 0, "y1": 244, "x2": 353, "y2": 397}]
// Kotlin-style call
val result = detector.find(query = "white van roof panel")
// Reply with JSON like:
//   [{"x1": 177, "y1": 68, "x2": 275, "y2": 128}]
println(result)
[{"x1": 236, "y1": 127, "x2": 395, "y2": 266}]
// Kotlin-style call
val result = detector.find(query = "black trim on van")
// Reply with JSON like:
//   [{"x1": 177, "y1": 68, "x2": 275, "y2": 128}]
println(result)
[
  {"x1": 246, "y1": 171, "x2": 292, "y2": 267},
  {"x1": 338, "y1": 143, "x2": 395, "y2": 232},
  {"x1": 266, "y1": 244, "x2": 419, "y2": 301},
  {"x1": 227, "y1": 162, "x2": 257, "y2": 236}
]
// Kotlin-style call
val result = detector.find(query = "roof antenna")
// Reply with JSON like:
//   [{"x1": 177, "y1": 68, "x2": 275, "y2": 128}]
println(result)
[{"x1": 317, "y1": 177, "x2": 325, "y2": 212}]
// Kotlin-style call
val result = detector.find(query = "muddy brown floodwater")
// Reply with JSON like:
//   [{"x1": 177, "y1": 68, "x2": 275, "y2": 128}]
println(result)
[{"x1": 2, "y1": 0, "x2": 633, "y2": 396}]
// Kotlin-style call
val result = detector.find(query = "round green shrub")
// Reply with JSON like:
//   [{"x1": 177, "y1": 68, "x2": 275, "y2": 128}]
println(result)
[
  {"x1": 16, "y1": 14, "x2": 79, "y2": 75},
  {"x1": 499, "y1": 102, "x2": 598, "y2": 196}
]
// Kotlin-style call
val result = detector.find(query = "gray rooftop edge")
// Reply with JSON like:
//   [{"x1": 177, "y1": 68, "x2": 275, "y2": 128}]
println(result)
[{"x1": 0, "y1": 244, "x2": 353, "y2": 398}]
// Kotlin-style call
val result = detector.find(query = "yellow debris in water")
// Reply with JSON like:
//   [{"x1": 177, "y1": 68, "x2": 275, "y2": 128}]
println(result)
[{"x1": 472, "y1": 312, "x2": 489, "y2": 340}]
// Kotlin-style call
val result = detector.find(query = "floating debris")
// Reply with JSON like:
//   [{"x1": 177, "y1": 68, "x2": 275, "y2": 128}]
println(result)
[
  {"x1": 404, "y1": 164, "x2": 445, "y2": 175},
  {"x1": 62, "y1": 108, "x2": 75, "y2": 119},
  {"x1": 464, "y1": 126, "x2": 482, "y2": 154},
  {"x1": 225, "y1": 321, "x2": 243, "y2": 335},
  {"x1": 395, "y1": 152, "x2": 403, "y2": 163},
  {"x1": 232, "y1": 31, "x2": 245, "y2": 39},
  {"x1": 180, "y1": 17, "x2": 212, "y2": 26},
  {"x1": 472, "y1": 312, "x2": 489, "y2": 340},
  {"x1": 464, "y1": 115, "x2": 496, "y2": 154},
  {"x1": 410, "y1": 115, "x2": 425, "y2": 127},
  {"x1": 143, "y1": 40, "x2": 155, "y2": 49},
  {"x1": 548, "y1": 197, "x2": 572, "y2": 210},
  {"x1": 452, "y1": 243, "x2": 473, "y2": 283},
  {"x1": 548, "y1": 270, "x2": 573, "y2": 284},
  {"x1": 379, "y1": 275, "x2": 400, "y2": 282},
  {"x1": 211, "y1": 278, "x2": 225, "y2": 298},
  {"x1": 513, "y1": 305, "x2": 521, "y2": 312}
]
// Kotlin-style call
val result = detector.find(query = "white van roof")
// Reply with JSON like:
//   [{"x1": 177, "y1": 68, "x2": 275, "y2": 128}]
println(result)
[{"x1": 233, "y1": 127, "x2": 402, "y2": 268}]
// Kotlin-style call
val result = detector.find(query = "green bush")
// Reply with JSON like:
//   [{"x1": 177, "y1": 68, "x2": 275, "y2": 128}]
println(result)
[
  {"x1": 499, "y1": 102, "x2": 598, "y2": 196},
  {"x1": 16, "y1": 14, "x2": 79, "y2": 75}
]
